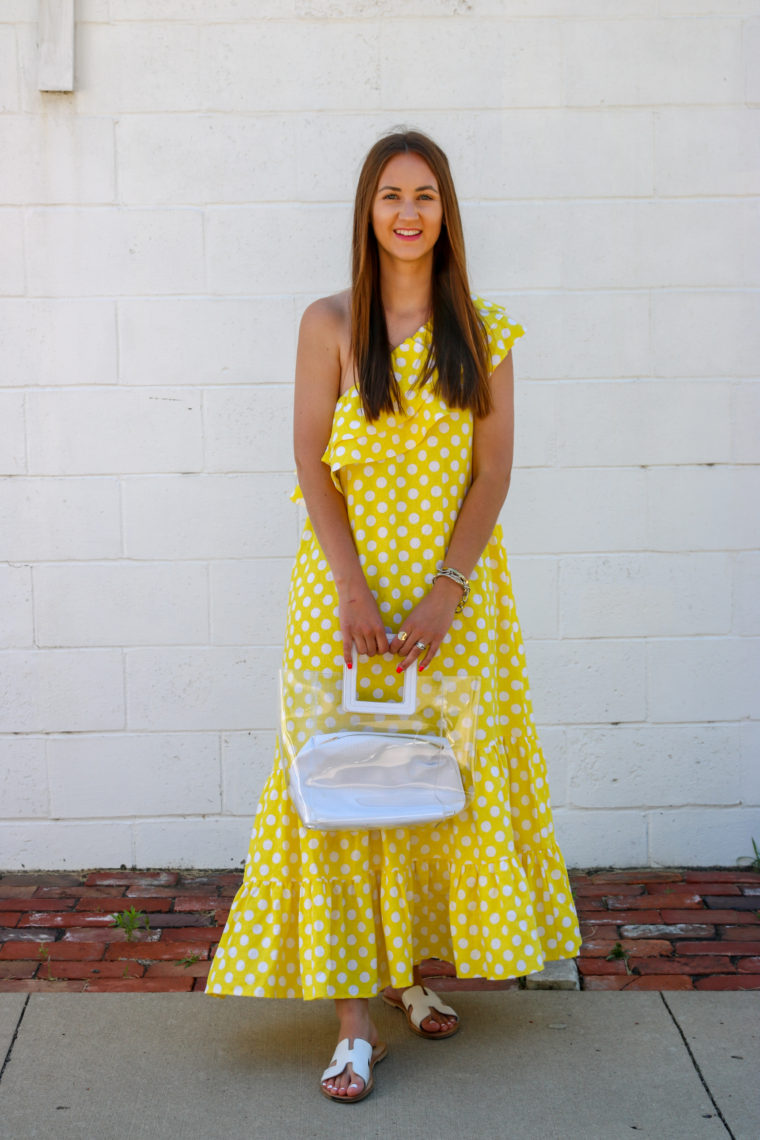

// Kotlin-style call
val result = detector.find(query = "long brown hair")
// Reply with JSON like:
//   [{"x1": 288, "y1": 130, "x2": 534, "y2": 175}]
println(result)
[{"x1": 351, "y1": 129, "x2": 492, "y2": 423}]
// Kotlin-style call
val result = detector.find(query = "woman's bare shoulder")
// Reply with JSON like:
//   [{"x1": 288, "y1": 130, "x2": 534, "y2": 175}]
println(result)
[{"x1": 299, "y1": 290, "x2": 351, "y2": 346}]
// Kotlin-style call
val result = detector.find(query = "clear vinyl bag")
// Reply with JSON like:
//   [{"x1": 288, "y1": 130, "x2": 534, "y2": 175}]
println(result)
[{"x1": 279, "y1": 640, "x2": 481, "y2": 831}]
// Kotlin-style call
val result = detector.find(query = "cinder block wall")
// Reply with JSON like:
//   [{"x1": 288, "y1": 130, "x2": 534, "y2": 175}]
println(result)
[{"x1": 1, "y1": 1, "x2": 757, "y2": 869}]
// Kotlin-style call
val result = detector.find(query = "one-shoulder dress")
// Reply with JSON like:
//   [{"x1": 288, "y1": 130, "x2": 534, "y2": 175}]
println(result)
[{"x1": 205, "y1": 296, "x2": 582, "y2": 1000}]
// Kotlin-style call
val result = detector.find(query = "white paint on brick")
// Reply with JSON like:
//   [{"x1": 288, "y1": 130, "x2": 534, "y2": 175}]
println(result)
[
  {"x1": 201, "y1": 22, "x2": 380, "y2": 113},
  {"x1": 125, "y1": 646, "x2": 282, "y2": 731},
  {"x1": 0, "y1": 390, "x2": 25, "y2": 473},
  {"x1": 204, "y1": 386, "x2": 293, "y2": 474},
  {"x1": 739, "y1": 723, "x2": 760, "y2": 804},
  {"x1": 462, "y1": 109, "x2": 654, "y2": 202},
  {"x1": 0, "y1": 115, "x2": 114, "y2": 204},
  {"x1": 552, "y1": 808, "x2": 648, "y2": 868},
  {"x1": 559, "y1": 554, "x2": 732, "y2": 638},
  {"x1": 47, "y1": 733, "x2": 221, "y2": 819},
  {"x1": 133, "y1": 817, "x2": 251, "y2": 868},
  {"x1": 0, "y1": 649, "x2": 124, "y2": 733},
  {"x1": 69, "y1": 0, "x2": 109, "y2": 18},
  {"x1": 566, "y1": 724, "x2": 747, "y2": 808},
  {"x1": 559, "y1": 201, "x2": 754, "y2": 290},
  {"x1": 0, "y1": 26, "x2": 19, "y2": 112},
  {"x1": 508, "y1": 556, "x2": 558, "y2": 640},
  {"x1": 732, "y1": 381, "x2": 760, "y2": 464},
  {"x1": 745, "y1": 18, "x2": 760, "y2": 106},
  {"x1": 118, "y1": 298, "x2": 296, "y2": 387},
  {"x1": 0, "y1": 3, "x2": 39, "y2": 26},
  {"x1": 662, "y1": 0, "x2": 760, "y2": 13},
  {"x1": 655, "y1": 108, "x2": 760, "y2": 198},
  {"x1": 2, "y1": 821, "x2": 135, "y2": 870},
  {"x1": 563, "y1": 19, "x2": 744, "y2": 107},
  {"x1": 733, "y1": 553, "x2": 760, "y2": 636},
  {"x1": 465, "y1": 205, "x2": 561, "y2": 292},
  {"x1": 303, "y1": 1, "x2": 662, "y2": 14},
  {"x1": 0, "y1": 737, "x2": 48, "y2": 818},
  {"x1": 0, "y1": 477, "x2": 121, "y2": 561},
  {"x1": 206, "y1": 205, "x2": 351, "y2": 296},
  {"x1": 76, "y1": 23, "x2": 201, "y2": 115},
  {"x1": 512, "y1": 381, "x2": 555, "y2": 469},
  {"x1": 380, "y1": 19, "x2": 562, "y2": 110},
  {"x1": 26, "y1": 388, "x2": 203, "y2": 475},
  {"x1": 507, "y1": 291, "x2": 651, "y2": 382},
  {"x1": 502, "y1": 468, "x2": 647, "y2": 555},
  {"x1": 211, "y1": 559, "x2": 292, "y2": 646},
  {"x1": 652, "y1": 292, "x2": 760, "y2": 379},
  {"x1": 118, "y1": 115, "x2": 300, "y2": 206},
  {"x1": 647, "y1": 637, "x2": 760, "y2": 724},
  {"x1": 555, "y1": 382, "x2": 731, "y2": 468},
  {"x1": 122, "y1": 474, "x2": 298, "y2": 560},
  {"x1": 25, "y1": 207, "x2": 205, "y2": 298},
  {"x1": 646, "y1": 467, "x2": 760, "y2": 552},
  {"x1": 525, "y1": 639, "x2": 647, "y2": 725},
  {"x1": 109, "y1": 1, "x2": 297, "y2": 18},
  {"x1": 648, "y1": 808, "x2": 759, "y2": 866},
  {"x1": 0, "y1": 208, "x2": 24, "y2": 293},
  {"x1": 0, "y1": 564, "x2": 33, "y2": 648},
  {"x1": 222, "y1": 729, "x2": 278, "y2": 815},
  {"x1": 0, "y1": 3, "x2": 755, "y2": 869},
  {"x1": 34, "y1": 562, "x2": 209, "y2": 648},
  {"x1": 0, "y1": 300, "x2": 117, "y2": 386}
]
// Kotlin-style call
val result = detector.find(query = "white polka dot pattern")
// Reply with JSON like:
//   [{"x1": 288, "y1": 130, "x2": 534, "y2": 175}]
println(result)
[{"x1": 206, "y1": 296, "x2": 582, "y2": 1001}]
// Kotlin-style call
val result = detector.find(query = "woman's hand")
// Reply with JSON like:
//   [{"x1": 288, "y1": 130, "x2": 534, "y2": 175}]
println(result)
[
  {"x1": 338, "y1": 575, "x2": 390, "y2": 667},
  {"x1": 388, "y1": 576, "x2": 464, "y2": 672}
]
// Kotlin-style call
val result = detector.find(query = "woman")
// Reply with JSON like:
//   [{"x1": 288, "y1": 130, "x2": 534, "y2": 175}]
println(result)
[{"x1": 205, "y1": 129, "x2": 582, "y2": 1102}]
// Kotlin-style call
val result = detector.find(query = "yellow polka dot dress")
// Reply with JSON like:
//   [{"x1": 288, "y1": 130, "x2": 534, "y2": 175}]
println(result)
[{"x1": 205, "y1": 296, "x2": 582, "y2": 1001}]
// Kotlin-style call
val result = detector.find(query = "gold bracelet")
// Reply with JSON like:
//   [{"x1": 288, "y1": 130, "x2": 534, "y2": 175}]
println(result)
[{"x1": 433, "y1": 566, "x2": 470, "y2": 613}]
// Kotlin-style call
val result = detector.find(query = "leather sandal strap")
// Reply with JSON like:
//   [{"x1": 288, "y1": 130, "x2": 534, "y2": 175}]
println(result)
[
  {"x1": 321, "y1": 1037, "x2": 372, "y2": 1084},
  {"x1": 401, "y1": 984, "x2": 458, "y2": 1027}
]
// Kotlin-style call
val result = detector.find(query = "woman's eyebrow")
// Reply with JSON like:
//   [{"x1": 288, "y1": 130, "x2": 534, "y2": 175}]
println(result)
[{"x1": 377, "y1": 184, "x2": 439, "y2": 192}]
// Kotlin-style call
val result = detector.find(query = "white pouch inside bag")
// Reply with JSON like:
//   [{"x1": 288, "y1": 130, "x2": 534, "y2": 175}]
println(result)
[{"x1": 279, "y1": 642, "x2": 480, "y2": 831}]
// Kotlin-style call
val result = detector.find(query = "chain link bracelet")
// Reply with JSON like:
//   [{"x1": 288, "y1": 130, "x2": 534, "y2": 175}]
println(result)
[{"x1": 433, "y1": 566, "x2": 470, "y2": 613}]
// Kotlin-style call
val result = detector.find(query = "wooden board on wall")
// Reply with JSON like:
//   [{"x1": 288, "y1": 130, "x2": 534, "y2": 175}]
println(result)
[{"x1": 38, "y1": 0, "x2": 74, "y2": 92}]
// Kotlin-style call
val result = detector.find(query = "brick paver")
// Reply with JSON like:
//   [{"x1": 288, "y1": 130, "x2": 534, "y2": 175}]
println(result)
[{"x1": 0, "y1": 867, "x2": 757, "y2": 993}]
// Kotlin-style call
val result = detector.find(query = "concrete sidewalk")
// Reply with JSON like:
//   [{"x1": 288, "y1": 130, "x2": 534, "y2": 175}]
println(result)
[{"x1": 0, "y1": 992, "x2": 757, "y2": 1139}]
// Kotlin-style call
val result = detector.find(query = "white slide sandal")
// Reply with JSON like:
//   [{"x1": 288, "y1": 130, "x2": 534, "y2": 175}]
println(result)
[
  {"x1": 382, "y1": 983, "x2": 460, "y2": 1039},
  {"x1": 320, "y1": 1037, "x2": 388, "y2": 1103}
]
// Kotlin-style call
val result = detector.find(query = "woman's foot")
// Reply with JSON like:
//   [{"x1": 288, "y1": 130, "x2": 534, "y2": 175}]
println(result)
[
  {"x1": 418, "y1": 956, "x2": 457, "y2": 980},
  {"x1": 382, "y1": 983, "x2": 458, "y2": 1035},
  {"x1": 322, "y1": 999, "x2": 380, "y2": 1100},
  {"x1": 383, "y1": 962, "x2": 459, "y2": 1035}
]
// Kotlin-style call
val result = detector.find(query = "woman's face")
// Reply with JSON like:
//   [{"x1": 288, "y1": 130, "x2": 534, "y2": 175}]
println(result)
[{"x1": 371, "y1": 151, "x2": 444, "y2": 264}]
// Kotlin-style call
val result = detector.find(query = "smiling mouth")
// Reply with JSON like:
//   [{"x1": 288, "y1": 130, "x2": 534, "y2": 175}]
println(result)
[{"x1": 394, "y1": 228, "x2": 422, "y2": 237}]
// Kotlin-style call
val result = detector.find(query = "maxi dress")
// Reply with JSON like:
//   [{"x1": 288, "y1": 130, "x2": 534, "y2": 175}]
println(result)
[{"x1": 205, "y1": 296, "x2": 582, "y2": 1001}]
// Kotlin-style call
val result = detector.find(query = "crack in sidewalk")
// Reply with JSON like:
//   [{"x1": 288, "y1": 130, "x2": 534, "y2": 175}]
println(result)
[
  {"x1": 659, "y1": 991, "x2": 735, "y2": 1140},
  {"x1": 0, "y1": 994, "x2": 30, "y2": 1086}
]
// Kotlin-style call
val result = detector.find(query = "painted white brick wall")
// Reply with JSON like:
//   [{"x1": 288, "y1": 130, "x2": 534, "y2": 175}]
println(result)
[{"x1": 0, "y1": 1, "x2": 757, "y2": 870}]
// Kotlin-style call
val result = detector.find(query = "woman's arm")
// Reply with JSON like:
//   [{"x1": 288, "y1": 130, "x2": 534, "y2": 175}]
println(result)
[
  {"x1": 391, "y1": 349, "x2": 515, "y2": 671},
  {"x1": 293, "y1": 299, "x2": 389, "y2": 665}
]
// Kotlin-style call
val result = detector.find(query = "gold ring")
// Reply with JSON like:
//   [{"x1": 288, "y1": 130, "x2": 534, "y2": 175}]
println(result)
[
  {"x1": 415, "y1": 641, "x2": 426, "y2": 651},
  {"x1": 398, "y1": 631, "x2": 408, "y2": 642}
]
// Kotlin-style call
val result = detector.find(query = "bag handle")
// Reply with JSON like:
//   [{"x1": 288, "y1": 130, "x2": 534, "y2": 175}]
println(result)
[{"x1": 342, "y1": 633, "x2": 417, "y2": 715}]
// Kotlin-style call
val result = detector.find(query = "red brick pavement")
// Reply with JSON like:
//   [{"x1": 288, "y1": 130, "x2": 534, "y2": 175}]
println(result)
[{"x1": 0, "y1": 867, "x2": 758, "y2": 993}]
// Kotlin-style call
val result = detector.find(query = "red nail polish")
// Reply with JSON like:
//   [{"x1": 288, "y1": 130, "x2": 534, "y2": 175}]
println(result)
[
  {"x1": 418, "y1": 665, "x2": 425, "y2": 673},
  {"x1": 396, "y1": 666, "x2": 403, "y2": 674},
  {"x1": 346, "y1": 662, "x2": 352, "y2": 669}
]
